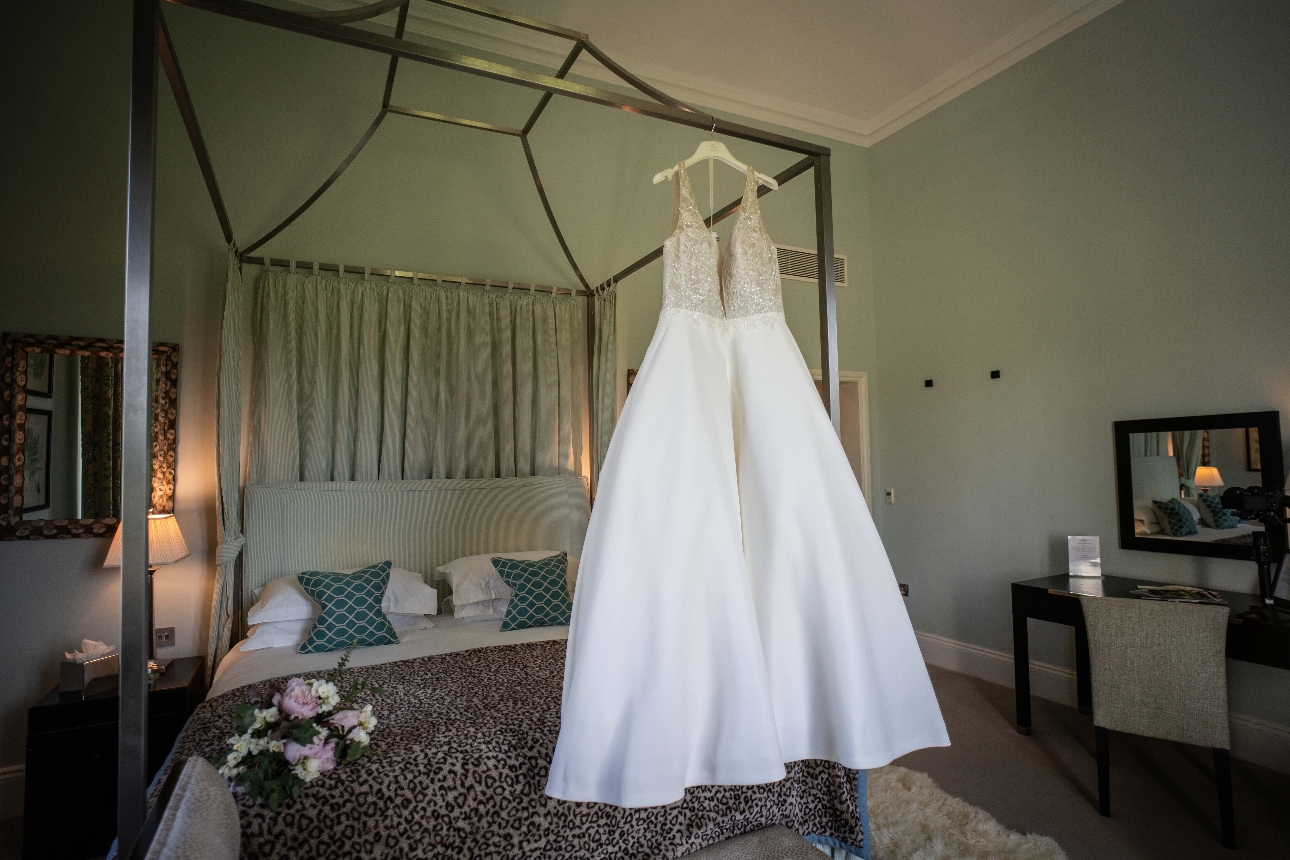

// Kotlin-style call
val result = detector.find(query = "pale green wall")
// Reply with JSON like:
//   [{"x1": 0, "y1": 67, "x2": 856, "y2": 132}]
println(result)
[
  {"x1": 0, "y1": 1, "x2": 873, "y2": 770},
  {"x1": 868, "y1": 0, "x2": 1290, "y2": 726}
]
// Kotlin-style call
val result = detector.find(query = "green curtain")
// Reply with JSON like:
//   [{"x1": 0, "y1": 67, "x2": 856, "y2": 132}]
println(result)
[
  {"x1": 79, "y1": 354, "x2": 122, "y2": 519},
  {"x1": 1173, "y1": 430, "x2": 1203, "y2": 482},
  {"x1": 208, "y1": 247, "x2": 245, "y2": 674},
  {"x1": 249, "y1": 270, "x2": 587, "y2": 483},
  {"x1": 1129, "y1": 432, "x2": 1170, "y2": 457},
  {"x1": 590, "y1": 282, "x2": 618, "y2": 488}
]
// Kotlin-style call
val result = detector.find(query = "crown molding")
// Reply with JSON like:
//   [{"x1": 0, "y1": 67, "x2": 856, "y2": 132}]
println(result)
[
  {"x1": 862, "y1": 0, "x2": 1125, "y2": 143},
  {"x1": 297, "y1": 0, "x2": 1123, "y2": 147}
]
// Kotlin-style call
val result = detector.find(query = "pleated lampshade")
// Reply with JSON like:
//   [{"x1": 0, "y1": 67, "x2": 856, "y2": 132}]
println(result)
[{"x1": 103, "y1": 513, "x2": 191, "y2": 568}]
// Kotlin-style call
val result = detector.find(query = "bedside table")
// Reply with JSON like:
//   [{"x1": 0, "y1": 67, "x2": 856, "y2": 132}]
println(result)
[{"x1": 22, "y1": 656, "x2": 205, "y2": 860}]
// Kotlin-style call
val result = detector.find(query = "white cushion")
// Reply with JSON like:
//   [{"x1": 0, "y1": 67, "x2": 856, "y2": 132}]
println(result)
[
  {"x1": 445, "y1": 596, "x2": 509, "y2": 622},
  {"x1": 242, "y1": 613, "x2": 430, "y2": 652},
  {"x1": 1132, "y1": 500, "x2": 1161, "y2": 534},
  {"x1": 434, "y1": 551, "x2": 577, "y2": 612},
  {"x1": 248, "y1": 567, "x2": 439, "y2": 624},
  {"x1": 247, "y1": 576, "x2": 317, "y2": 625},
  {"x1": 380, "y1": 568, "x2": 440, "y2": 615},
  {"x1": 1180, "y1": 500, "x2": 1203, "y2": 526}
]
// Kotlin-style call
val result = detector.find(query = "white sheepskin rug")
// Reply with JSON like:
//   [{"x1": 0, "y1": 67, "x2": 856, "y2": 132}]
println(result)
[{"x1": 864, "y1": 766, "x2": 1067, "y2": 860}]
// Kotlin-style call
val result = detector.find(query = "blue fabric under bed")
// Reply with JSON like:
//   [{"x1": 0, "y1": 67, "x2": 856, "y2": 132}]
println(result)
[{"x1": 806, "y1": 768, "x2": 870, "y2": 859}]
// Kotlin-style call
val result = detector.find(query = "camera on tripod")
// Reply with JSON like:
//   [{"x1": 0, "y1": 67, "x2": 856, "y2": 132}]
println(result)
[
  {"x1": 1219, "y1": 485, "x2": 1284, "y2": 516},
  {"x1": 1222, "y1": 485, "x2": 1290, "y2": 617}
]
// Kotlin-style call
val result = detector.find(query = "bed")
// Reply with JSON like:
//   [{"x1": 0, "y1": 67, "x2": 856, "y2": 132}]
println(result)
[{"x1": 160, "y1": 478, "x2": 867, "y2": 860}]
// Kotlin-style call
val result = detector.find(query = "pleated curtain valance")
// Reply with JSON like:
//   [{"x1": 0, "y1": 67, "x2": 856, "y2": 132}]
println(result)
[{"x1": 250, "y1": 270, "x2": 588, "y2": 484}]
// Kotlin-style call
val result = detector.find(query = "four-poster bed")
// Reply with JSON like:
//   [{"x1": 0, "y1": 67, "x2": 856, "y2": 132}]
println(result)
[{"x1": 117, "y1": 0, "x2": 845, "y2": 854}]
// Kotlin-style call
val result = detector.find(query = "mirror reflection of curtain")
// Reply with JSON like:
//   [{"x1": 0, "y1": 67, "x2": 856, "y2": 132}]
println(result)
[
  {"x1": 249, "y1": 270, "x2": 587, "y2": 484},
  {"x1": 1129, "y1": 432, "x2": 1171, "y2": 457},
  {"x1": 80, "y1": 355, "x2": 122, "y2": 518},
  {"x1": 1172, "y1": 430, "x2": 1203, "y2": 481}
]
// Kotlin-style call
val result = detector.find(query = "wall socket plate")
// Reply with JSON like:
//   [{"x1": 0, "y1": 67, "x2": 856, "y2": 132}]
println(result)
[
  {"x1": 154, "y1": 627, "x2": 176, "y2": 648},
  {"x1": 898, "y1": 583, "x2": 909, "y2": 597}
]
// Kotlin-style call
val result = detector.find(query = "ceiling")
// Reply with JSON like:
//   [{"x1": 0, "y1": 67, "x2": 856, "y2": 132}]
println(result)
[{"x1": 298, "y1": 0, "x2": 1124, "y2": 146}]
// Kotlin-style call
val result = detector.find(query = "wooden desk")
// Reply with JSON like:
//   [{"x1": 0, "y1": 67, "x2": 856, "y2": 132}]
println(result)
[{"x1": 1011, "y1": 575, "x2": 1290, "y2": 735}]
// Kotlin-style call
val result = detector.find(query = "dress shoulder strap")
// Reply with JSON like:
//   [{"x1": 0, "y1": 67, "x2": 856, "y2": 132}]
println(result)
[
  {"x1": 738, "y1": 166, "x2": 762, "y2": 223},
  {"x1": 672, "y1": 164, "x2": 703, "y2": 233}
]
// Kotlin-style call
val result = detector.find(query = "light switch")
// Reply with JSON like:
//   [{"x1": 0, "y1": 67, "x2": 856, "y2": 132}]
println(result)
[
  {"x1": 884, "y1": 488, "x2": 895, "y2": 505},
  {"x1": 155, "y1": 627, "x2": 176, "y2": 648}
]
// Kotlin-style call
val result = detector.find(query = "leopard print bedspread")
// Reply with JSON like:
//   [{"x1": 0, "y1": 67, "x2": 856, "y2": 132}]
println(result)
[{"x1": 170, "y1": 640, "x2": 863, "y2": 860}]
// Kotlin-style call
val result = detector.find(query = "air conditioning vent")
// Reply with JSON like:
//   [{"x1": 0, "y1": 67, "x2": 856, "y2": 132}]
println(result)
[{"x1": 775, "y1": 245, "x2": 847, "y2": 287}]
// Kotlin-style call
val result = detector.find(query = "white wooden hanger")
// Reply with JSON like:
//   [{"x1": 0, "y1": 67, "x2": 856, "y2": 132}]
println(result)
[{"x1": 652, "y1": 138, "x2": 779, "y2": 190}]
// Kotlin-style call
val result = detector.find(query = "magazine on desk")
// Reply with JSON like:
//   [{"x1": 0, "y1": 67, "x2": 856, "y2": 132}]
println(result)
[{"x1": 1130, "y1": 585, "x2": 1227, "y2": 605}]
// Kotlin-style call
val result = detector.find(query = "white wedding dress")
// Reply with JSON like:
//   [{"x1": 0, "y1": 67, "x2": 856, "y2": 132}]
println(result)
[
  {"x1": 723, "y1": 168, "x2": 949, "y2": 767},
  {"x1": 546, "y1": 166, "x2": 786, "y2": 807}
]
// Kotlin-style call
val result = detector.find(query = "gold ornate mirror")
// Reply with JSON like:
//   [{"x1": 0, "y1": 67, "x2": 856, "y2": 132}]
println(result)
[{"x1": 0, "y1": 333, "x2": 179, "y2": 540}]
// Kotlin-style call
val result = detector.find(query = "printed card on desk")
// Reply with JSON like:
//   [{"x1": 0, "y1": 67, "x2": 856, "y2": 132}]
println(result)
[{"x1": 1067, "y1": 536, "x2": 1101, "y2": 578}]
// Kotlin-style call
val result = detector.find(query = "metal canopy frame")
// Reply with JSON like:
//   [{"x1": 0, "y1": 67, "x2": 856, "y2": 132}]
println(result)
[{"x1": 117, "y1": 0, "x2": 841, "y2": 852}]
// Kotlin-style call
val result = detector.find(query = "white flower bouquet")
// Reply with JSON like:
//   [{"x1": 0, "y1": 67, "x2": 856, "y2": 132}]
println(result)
[{"x1": 211, "y1": 645, "x2": 382, "y2": 809}]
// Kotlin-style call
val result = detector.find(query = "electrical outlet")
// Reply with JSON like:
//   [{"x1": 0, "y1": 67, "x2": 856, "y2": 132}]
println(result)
[
  {"x1": 899, "y1": 583, "x2": 909, "y2": 597},
  {"x1": 154, "y1": 627, "x2": 176, "y2": 649},
  {"x1": 884, "y1": 488, "x2": 895, "y2": 505}
]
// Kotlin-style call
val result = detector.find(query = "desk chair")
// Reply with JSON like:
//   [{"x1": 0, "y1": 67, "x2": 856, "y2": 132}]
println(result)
[{"x1": 1078, "y1": 596, "x2": 1235, "y2": 849}]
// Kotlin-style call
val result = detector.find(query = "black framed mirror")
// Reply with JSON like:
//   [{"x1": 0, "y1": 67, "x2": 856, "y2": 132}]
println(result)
[
  {"x1": 0, "y1": 333, "x2": 179, "y2": 540},
  {"x1": 1114, "y1": 411, "x2": 1284, "y2": 560}
]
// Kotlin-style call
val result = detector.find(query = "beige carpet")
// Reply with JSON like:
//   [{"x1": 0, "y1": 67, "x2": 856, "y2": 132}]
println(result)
[{"x1": 868, "y1": 766, "x2": 1067, "y2": 860}]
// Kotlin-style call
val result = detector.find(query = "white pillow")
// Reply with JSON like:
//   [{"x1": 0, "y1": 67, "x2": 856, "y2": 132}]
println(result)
[
  {"x1": 378, "y1": 568, "x2": 440, "y2": 616},
  {"x1": 445, "y1": 596, "x2": 509, "y2": 622},
  {"x1": 434, "y1": 551, "x2": 577, "y2": 609},
  {"x1": 1132, "y1": 500, "x2": 1161, "y2": 534},
  {"x1": 247, "y1": 567, "x2": 439, "y2": 624},
  {"x1": 242, "y1": 613, "x2": 431, "y2": 652},
  {"x1": 1180, "y1": 500, "x2": 1203, "y2": 526},
  {"x1": 247, "y1": 576, "x2": 318, "y2": 625}
]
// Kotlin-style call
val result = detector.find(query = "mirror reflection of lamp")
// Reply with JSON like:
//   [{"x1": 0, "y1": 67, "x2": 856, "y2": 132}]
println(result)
[
  {"x1": 103, "y1": 513, "x2": 190, "y2": 673},
  {"x1": 1194, "y1": 466, "x2": 1225, "y2": 495}
]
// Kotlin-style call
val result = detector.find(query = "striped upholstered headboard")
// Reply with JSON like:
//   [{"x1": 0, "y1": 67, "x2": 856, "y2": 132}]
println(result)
[{"x1": 241, "y1": 477, "x2": 590, "y2": 597}]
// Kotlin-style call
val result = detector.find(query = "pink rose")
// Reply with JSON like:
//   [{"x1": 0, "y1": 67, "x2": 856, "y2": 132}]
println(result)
[
  {"x1": 274, "y1": 677, "x2": 319, "y2": 720},
  {"x1": 282, "y1": 737, "x2": 338, "y2": 772},
  {"x1": 282, "y1": 738, "x2": 310, "y2": 764},
  {"x1": 315, "y1": 739, "x2": 338, "y2": 773},
  {"x1": 327, "y1": 709, "x2": 360, "y2": 730}
]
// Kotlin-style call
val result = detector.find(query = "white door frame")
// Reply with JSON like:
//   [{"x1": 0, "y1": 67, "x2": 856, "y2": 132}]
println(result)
[{"x1": 810, "y1": 370, "x2": 872, "y2": 511}]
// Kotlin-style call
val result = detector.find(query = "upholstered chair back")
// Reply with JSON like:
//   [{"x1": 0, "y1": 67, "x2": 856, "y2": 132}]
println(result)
[{"x1": 1079, "y1": 596, "x2": 1230, "y2": 750}]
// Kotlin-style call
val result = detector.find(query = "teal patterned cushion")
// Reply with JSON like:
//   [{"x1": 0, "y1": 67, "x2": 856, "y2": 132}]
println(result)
[
  {"x1": 1196, "y1": 493, "x2": 1239, "y2": 529},
  {"x1": 1153, "y1": 499, "x2": 1199, "y2": 537},
  {"x1": 297, "y1": 561, "x2": 399, "y2": 654},
  {"x1": 491, "y1": 553, "x2": 572, "y2": 632}
]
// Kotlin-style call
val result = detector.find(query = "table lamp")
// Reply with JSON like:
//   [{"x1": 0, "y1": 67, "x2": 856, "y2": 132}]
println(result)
[
  {"x1": 104, "y1": 513, "x2": 190, "y2": 673},
  {"x1": 1194, "y1": 466, "x2": 1224, "y2": 495}
]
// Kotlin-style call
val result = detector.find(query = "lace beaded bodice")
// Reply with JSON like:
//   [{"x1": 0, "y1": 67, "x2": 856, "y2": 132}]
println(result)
[
  {"x1": 662, "y1": 165, "x2": 724, "y2": 322},
  {"x1": 721, "y1": 167, "x2": 784, "y2": 322}
]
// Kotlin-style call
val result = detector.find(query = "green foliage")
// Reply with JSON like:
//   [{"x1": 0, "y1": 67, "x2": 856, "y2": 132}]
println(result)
[{"x1": 211, "y1": 646, "x2": 384, "y2": 809}]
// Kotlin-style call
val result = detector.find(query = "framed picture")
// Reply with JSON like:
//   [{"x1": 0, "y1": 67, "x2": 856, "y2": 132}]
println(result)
[
  {"x1": 22, "y1": 408, "x2": 52, "y2": 514},
  {"x1": 1247, "y1": 427, "x2": 1262, "y2": 472},
  {"x1": 25, "y1": 351, "x2": 52, "y2": 398}
]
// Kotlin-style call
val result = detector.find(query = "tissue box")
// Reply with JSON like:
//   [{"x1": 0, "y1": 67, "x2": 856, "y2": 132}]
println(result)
[{"x1": 59, "y1": 653, "x2": 119, "y2": 700}]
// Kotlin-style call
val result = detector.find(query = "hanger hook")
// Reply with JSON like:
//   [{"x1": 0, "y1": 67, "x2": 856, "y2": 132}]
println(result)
[{"x1": 709, "y1": 119, "x2": 717, "y2": 139}]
